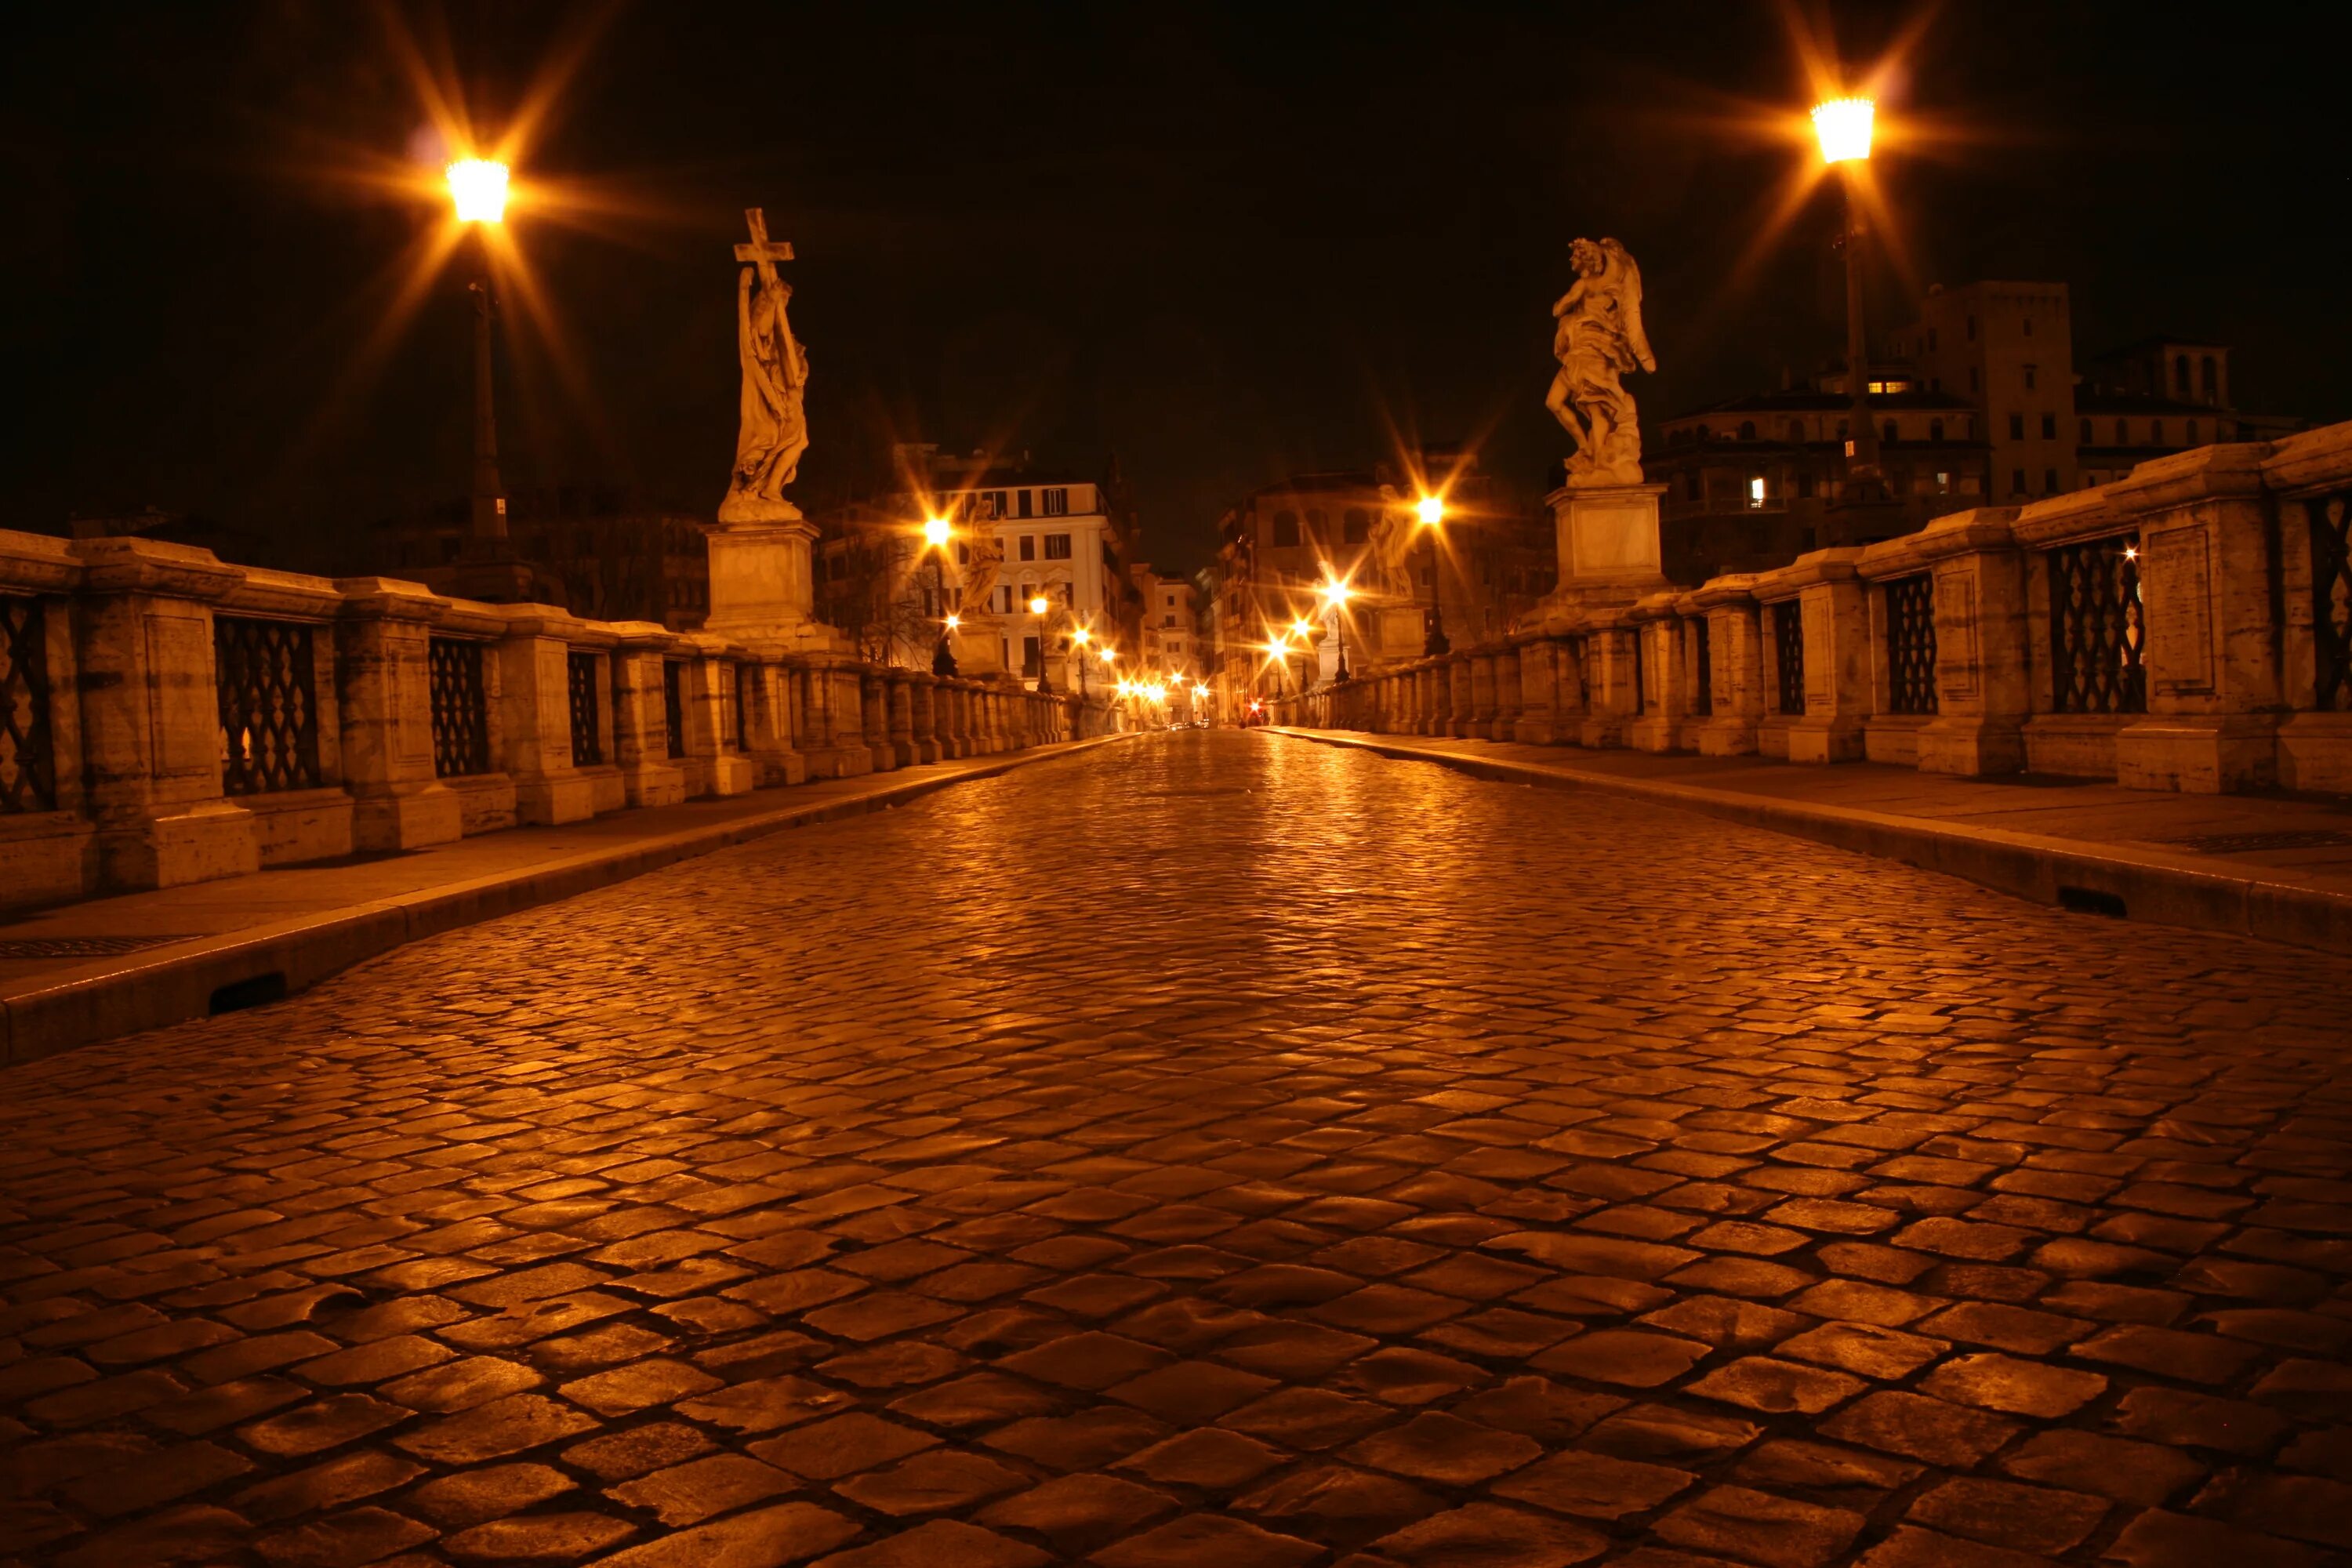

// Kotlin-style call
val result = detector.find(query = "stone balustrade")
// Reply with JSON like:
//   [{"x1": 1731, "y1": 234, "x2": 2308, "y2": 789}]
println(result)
[
  {"x1": 0, "y1": 532, "x2": 1116, "y2": 916},
  {"x1": 1270, "y1": 422, "x2": 2352, "y2": 799}
]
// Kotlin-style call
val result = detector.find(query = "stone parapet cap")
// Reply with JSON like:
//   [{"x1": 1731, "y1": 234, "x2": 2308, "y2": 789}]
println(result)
[
  {"x1": 2011, "y1": 485, "x2": 2130, "y2": 550},
  {"x1": 495, "y1": 603, "x2": 611, "y2": 647},
  {"x1": 1690, "y1": 574, "x2": 1761, "y2": 610},
  {"x1": 69, "y1": 535, "x2": 245, "y2": 601},
  {"x1": 608, "y1": 621, "x2": 688, "y2": 653},
  {"x1": 1890, "y1": 507, "x2": 2021, "y2": 568},
  {"x1": 1626, "y1": 591, "x2": 1682, "y2": 622},
  {"x1": 1753, "y1": 548, "x2": 1864, "y2": 600},
  {"x1": 1854, "y1": 532, "x2": 1933, "y2": 580},
  {"x1": 216, "y1": 564, "x2": 344, "y2": 621},
  {"x1": 2105, "y1": 441, "x2": 2271, "y2": 515},
  {"x1": 334, "y1": 576, "x2": 452, "y2": 625},
  {"x1": 0, "y1": 529, "x2": 82, "y2": 595},
  {"x1": 2260, "y1": 419, "x2": 2352, "y2": 498}
]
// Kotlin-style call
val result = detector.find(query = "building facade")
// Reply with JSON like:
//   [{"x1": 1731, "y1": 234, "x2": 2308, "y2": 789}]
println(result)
[{"x1": 376, "y1": 487, "x2": 711, "y2": 630}]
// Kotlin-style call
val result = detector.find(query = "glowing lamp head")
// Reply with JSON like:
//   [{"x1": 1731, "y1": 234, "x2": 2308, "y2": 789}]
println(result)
[
  {"x1": 942, "y1": 613, "x2": 961, "y2": 633},
  {"x1": 446, "y1": 158, "x2": 510, "y2": 223},
  {"x1": 1320, "y1": 580, "x2": 1352, "y2": 606},
  {"x1": 1099, "y1": 646, "x2": 1116, "y2": 662},
  {"x1": 1070, "y1": 626, "x2": 1091, "y2": 646},
  {"x1": 1416, "y1": 494, "x2": 1445, "y2": 527},
  {"x1": 1812, "y1": 97, "x2": 1875, "y2": 165},
  {"x1": 1290, "y1": 619, "x2": 1314, "y2": 640},
  {"x1": 922, "y1": 515, "x2": 951, "y2": 548},
  {"x1": 1028, "y1": 593, "x2": 1050, "y2": 615}
]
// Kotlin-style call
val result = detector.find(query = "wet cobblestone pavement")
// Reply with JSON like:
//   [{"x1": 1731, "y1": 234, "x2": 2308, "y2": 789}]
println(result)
[{"x1": 3, "y1": 730, "x2": 2348, "y2": 1567}]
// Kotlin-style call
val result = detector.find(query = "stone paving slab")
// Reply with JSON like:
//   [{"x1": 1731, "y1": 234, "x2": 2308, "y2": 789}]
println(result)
[
  {"x1": 1, "y1": 731, "x2": 2347, "y2": 1568},
  {"x1": 1272, "y1": 728, "x2": 2352, "y2": 957},
  {"x1": 0, "y1": 738, "x2": 1125, "y2": 1068}
]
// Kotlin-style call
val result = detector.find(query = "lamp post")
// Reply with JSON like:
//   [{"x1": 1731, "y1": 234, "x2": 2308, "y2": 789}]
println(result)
[
  {"x1": 924, "y1": 515, "x2": 959, "y2": 676},
  {"x1": 1319, "y1": 580, "x2": 1353, "y2": 681},
  {"x1": 1070, "y1": 625, "x2": 1092, "y2": 697},
  {"x1": 1813, "y1": 96, "x2": 1886, "y2": 505},
  {"x1": 446, "y1": 158, "x2": 512, "y2": 552},
  {"x1": 1416, "y1": 494, "x2": 1450, "y2": 655},
  {"x1": 1026, "y1": 593, "x2": 1054, "y2": 693}
]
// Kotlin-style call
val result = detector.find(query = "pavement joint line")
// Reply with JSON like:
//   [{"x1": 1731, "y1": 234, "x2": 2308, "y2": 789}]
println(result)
[
  {"x1": 1269, "y1": 726, "x2": 2352, "y2": 958},
  {"x1": 0, "y1": 734, "x2": 1131, "y2": 1069}
]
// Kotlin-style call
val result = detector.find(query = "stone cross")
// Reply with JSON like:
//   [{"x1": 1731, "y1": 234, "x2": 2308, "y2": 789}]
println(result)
[{"x1": 734, "y1": 208, "x2": 794, "y2": 291}]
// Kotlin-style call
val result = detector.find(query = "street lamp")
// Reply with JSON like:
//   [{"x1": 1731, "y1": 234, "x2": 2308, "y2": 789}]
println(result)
[
  {"x1": 1026, "y1": 592, "x2": 1054, "y2": 693},
  {"x1": 1813, "y1": 95, "x2": 1886, "y2": 504},
  {"x1": 1070, "y1": 624, "x2": 1093, "y2": 697},
  {"x1": 923, "y1": 516, "x2": 959, "y2": 675},
  {"x1": 1318, "y1": 579, "x2": 1354, "y2": 681},
  {"x1": 1415, "y1": 495, "x2": 1450, "y2": 655},
  {"x1": 447, "y1": 158, "x2": 512, "y2": 550}
]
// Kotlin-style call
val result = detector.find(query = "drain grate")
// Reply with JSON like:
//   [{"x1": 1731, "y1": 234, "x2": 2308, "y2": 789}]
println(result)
[
  {"x1": 0, "y1": 935, "x2": 194, "y2": 960},
  {"x1": 2165, "y1": 829, "x2": 2352, "y2": 855}
]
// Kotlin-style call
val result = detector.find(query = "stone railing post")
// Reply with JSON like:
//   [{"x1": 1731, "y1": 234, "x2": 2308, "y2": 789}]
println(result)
[
  {"x1": 610, "y1": 626, "x2": 688, "y2": 807},
  {"x1": 1512, "y1": 639, "x2": 1563, "y2": 745},
  {"x1": 1492, "y1": 647, "x2": 1523, "y2": 741},
  {"x1": 1580, "y1": 621, "x2": 1638, "y2": 748},
  {"x1": 740, "y1": 658, "x2": 810, "y2": 788},
  {"x1": 1628, "y1": 595, "x2": 1686, "y2": 754},
  {"x1": 2267, "y1": 425, "x2": 2352, "y2": 792},
  {"x1": 885, "y1": 670, "x2": 919, "y2": 766},
  {"x1": 1445, "y1": 655, "x2": 1474, "y2": 738},
  {"x1": 1466, "y1": 650, "x2": 1498, "y2": 739},
  {"x1": 495, "y1": 608, "x2": 617, "y2": 822},
  {"x1": 859, "y1": 667, "x2": 897, "y2": 771},
  {"x1": 1854, "y1": 533, "x2": 1939, "y2": 769},
  {"x1": 1671, "y1": 599, "x2": 1710, "y2": 751},
  {"x1": 2110, "y1": 445, "x2": 2285, "y2": 793},
  {"x1": 679, "y1": 637, "x2": 756, "y2": 798},
  {"x1": 1693, "y1": 579, "x2": 1762, "y2": 756},
  {"x1": 1784, "y1": 550, "x2": 1870, "y2": 764},
  {"x1": 1889, "y1": 510, "x2": 2031, "y2": 777},
  {"x1": 907, "y1": 673, "x2": 941, "y2": 763},
  {"x1": 336, "y1": 577, "x2": 463, "y2": 850},
  {"x1": 1, "y1": 532, "x2": 96, "y2": 911}
]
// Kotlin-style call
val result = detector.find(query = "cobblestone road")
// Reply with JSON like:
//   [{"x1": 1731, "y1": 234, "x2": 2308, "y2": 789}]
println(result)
[{"x1": 4, "y1": 731, "x2": 2349, "y2": 1568}]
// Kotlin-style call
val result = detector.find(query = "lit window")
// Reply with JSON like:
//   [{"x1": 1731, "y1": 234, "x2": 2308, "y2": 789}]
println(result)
[
  {"x1": 1935, "y1": 471, "x2": 1951, "y2": 493},
  {"x1": 1748, "y1": 477, "x2": 1766, "y2": 508}
]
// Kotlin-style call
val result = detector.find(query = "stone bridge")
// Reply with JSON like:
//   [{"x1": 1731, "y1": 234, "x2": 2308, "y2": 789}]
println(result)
[{"x1": 2, "y1": 730, "x2": 2347, "y2": 1567}]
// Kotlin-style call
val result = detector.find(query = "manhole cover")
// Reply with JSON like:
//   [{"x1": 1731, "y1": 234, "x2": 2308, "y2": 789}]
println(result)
[
  {"x1": 2165, "y1": 829, "x2": 2352, "y2": 855},
  {"x1": 0, "y1": 935, "x2": 192, "y2": 960}
]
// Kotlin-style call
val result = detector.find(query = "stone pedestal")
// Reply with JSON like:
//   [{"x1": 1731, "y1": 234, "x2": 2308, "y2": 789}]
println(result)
[
  {"x1": 1532, "y1": 481, "x2": 1673, "y2": 626},
  {"x1": 702, "y1": 507, "x2": 850, "y2": 655}
]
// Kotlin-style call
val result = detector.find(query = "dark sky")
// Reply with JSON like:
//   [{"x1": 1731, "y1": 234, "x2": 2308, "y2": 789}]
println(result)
[{"x1": 5, "y1": 2, "x2": 2344, "y2": 576}]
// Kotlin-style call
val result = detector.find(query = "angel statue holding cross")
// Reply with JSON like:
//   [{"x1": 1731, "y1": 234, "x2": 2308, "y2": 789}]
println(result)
[{"x1": 719, "y1": 208, "x2": 811, "y2": 523}]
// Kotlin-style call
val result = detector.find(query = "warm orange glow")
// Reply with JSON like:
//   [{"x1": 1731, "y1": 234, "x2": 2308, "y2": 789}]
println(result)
[
  {"x1": 1289, "y1": 618, "x2": 1315, "y2": 641},
  {"x1": 943, "y1": 613, "x2": 962, "y2": 633},
  {"x1": 446, "y1": 158, "x2": 510, "y2": 222},
  {"x1": 1028, "y1": 594, "x2": 1050, "y2": 615},
  {"x1": 923, "y1": 515, "x2": 951, "y2": 549},
  {"x1": 1070, "y1": 626, "x2": 1091, "y2": 647},
  {"x1": 1812, "y1": 97, "x2": 1875, "y2": 164},
  {"x1": 1319, "y1": 579, "x2": 1353, "y2": 607},
  {"x1": 1417, "y1": 495, "x2": 1446, "y2": 527},
  {"x1": 1099, "y1": 647, "x2": 1116, "y2": 663}
]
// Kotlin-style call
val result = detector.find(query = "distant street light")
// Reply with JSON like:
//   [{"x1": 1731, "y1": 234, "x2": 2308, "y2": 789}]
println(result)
[
  {"x1": 1415, "y1": 495, "x2": 1450, "y2": 655},
  {"x1": 446, "y1": 158, "x2": 513, "y2": 549},
  {"x1": 1027, "y1": 593, "x2": 1054, "y2": 693},
  {"x1": 1813, "y1": 94, "x2": 1886, "y2": 503},
  {"x1": 1319, "y1": 579, "x2": 1354, "y2": 681},
  {"x1": 1070, "y1": 624, "x2": 1093, "y2": 697},
  {"x1": 922, "y1": 516, "x2": 958, "y2": 676}
]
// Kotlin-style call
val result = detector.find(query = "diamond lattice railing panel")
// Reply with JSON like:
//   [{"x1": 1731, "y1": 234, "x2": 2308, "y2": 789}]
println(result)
[
  {"x1": 2, "y1": 597, "x2": 58, "y2": 814},
  {"x1": 1885, "y1": 574, "x2": 1939, "y2": 715},
  {"x1": 215, "y1": 616, "x2": 322, "y2": 796},
  {"x1": 2046, "y1": 534, "x2": 2146, "y2": 714}
]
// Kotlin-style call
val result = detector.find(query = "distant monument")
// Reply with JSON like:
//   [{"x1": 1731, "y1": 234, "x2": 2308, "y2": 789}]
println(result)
[
  {"x1": 703, "y1": 207, "x2": 843, "y2": 651},
  {"x1": 1530, "y1": 236, "x2": 1671, "y2": 623}
]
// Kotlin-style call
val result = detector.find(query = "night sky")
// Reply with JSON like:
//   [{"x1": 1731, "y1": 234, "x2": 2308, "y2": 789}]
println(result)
[{"x1": 5, "y1": 2, "x2": 2344, "y2": 576}]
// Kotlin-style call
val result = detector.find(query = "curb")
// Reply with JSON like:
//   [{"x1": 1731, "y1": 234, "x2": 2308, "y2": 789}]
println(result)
[
  {"x1": 2, "y1": 736, "x2": 1129, "y2": 1069},
  {"x1": 1270, "y1": 728, "x2": 2352, "y2": 958}
]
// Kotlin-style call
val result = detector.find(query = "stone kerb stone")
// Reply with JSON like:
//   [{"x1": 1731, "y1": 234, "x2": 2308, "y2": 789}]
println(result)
[
  {"x1": 2263, "y1": 423, "x2": 2352, "y2": 791},
  {"x1": 0, "y1": 532, "x2": 94, "y2": 913},
  {"x1": 2105, "y1": 442, "x2": 2285, "y2": 793},
  {"x1": 2011, "y1": 482, "x2": 2142, "y2": 781},
  {"x1": 335, "y1": 576, "x2": 466, "y2": 854},
  {"x1": 1690, "y1": 574, "x2": 1763, "y2": 756}
]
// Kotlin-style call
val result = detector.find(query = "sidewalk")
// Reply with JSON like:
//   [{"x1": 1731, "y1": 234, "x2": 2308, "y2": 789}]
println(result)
[
  {"x1": 0, "y1": 736, "x2": 1125, "y2": 1067},
  {"x1": 1272, "y1": 728, "x2": 2352, "y2": 955}
]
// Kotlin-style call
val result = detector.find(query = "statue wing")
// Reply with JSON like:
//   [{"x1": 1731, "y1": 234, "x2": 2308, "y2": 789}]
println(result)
[{"x1": 1609, "y1": 241, "x2": 1657, "y2": 373}]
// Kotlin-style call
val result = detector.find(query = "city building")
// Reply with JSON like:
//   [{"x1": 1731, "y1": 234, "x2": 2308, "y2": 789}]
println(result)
[
  {"x1": 1204, "y1": 447, "x2": 1552, "y2": 710},
  {"x1": 813, "y1": 445, "x2": 1146, "y2": 689},
  {"x1": 376, "y1": 486, "x2": 710, "y2": 630},
  {"x1": 1132, "y1": 569, "x2": 1198, "y2": 681},
  {"x1": 1649, "y1": 280, "x2": 2303, "y2": 583}
]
